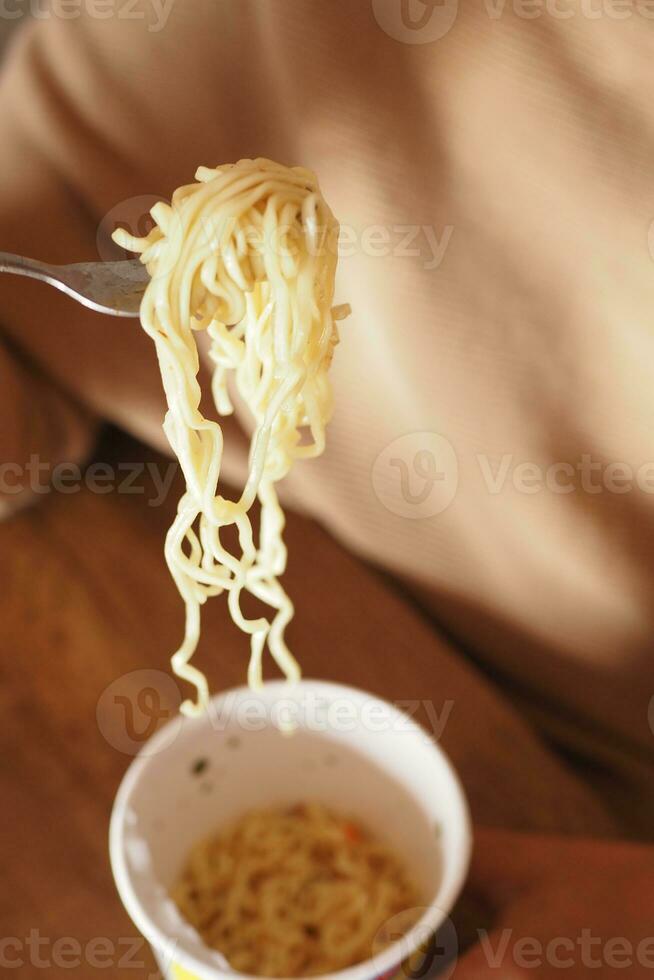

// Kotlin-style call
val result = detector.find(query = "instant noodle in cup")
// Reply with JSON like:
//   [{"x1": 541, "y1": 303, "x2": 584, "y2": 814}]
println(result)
[{"x1": 110, "y1": 680, "x2": 472, "y2": 980}]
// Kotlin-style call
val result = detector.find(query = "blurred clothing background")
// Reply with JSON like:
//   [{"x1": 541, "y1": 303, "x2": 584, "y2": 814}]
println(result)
[{"x1": 0, "y1": 12, "x2": 23, "y2": 54}]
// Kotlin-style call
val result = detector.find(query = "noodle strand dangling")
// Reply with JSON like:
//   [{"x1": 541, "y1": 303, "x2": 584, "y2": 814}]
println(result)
[{"x1": 114, "y1": 159, "x2": 349, "y2": 715}]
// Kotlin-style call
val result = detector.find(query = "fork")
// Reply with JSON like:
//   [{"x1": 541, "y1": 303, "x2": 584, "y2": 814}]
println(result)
[{"x1": 0, "y1": 252, "x2": 149, "y2": 317}]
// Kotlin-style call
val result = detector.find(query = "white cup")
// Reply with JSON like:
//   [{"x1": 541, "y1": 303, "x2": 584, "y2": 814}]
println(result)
[{"x1": 110, "y1": 680, "x2": 471, "y2": 980}]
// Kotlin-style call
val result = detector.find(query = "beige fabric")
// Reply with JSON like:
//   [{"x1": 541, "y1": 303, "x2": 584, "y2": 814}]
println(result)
[{"x1": 1, "y1": 1, "x2": 653, "y2": 834}]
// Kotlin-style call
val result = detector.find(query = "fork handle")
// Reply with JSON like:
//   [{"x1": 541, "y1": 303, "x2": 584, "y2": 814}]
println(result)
[{"x1": 0, "y1": 251, "x2": 53, "y2": 280}]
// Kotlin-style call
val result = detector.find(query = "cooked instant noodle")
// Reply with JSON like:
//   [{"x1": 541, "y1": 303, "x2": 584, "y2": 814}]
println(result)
[
  {"x1": 171, "y1": 803, "x2": 420, "y2": 977},
  {"x1": 113, "y1": 159, "x2": 349, "y2": 716}
]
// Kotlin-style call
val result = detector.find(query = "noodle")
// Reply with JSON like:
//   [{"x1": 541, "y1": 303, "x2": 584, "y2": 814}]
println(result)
[
  {"x1": 171, "y1": 803, "x2": 420, "y2": 977},
  {"x1": 113, "y1": 159, "x2": 349, "y2": 716}
]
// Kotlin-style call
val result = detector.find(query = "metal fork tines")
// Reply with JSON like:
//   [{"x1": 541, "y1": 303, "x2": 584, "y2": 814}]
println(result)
[{"x1": 0, "y1": 252, "x2": 149, "y2": 317}]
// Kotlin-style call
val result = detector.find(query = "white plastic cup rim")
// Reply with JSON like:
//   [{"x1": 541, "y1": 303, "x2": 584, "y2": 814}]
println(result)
[{"x1": 110, "y1": 679, "x2": 472, "y2": 980}]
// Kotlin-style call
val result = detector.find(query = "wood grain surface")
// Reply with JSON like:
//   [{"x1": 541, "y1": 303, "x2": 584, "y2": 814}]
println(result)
[{"x1": 1, "y1": 431, "x2": 616, "y2": 979}]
